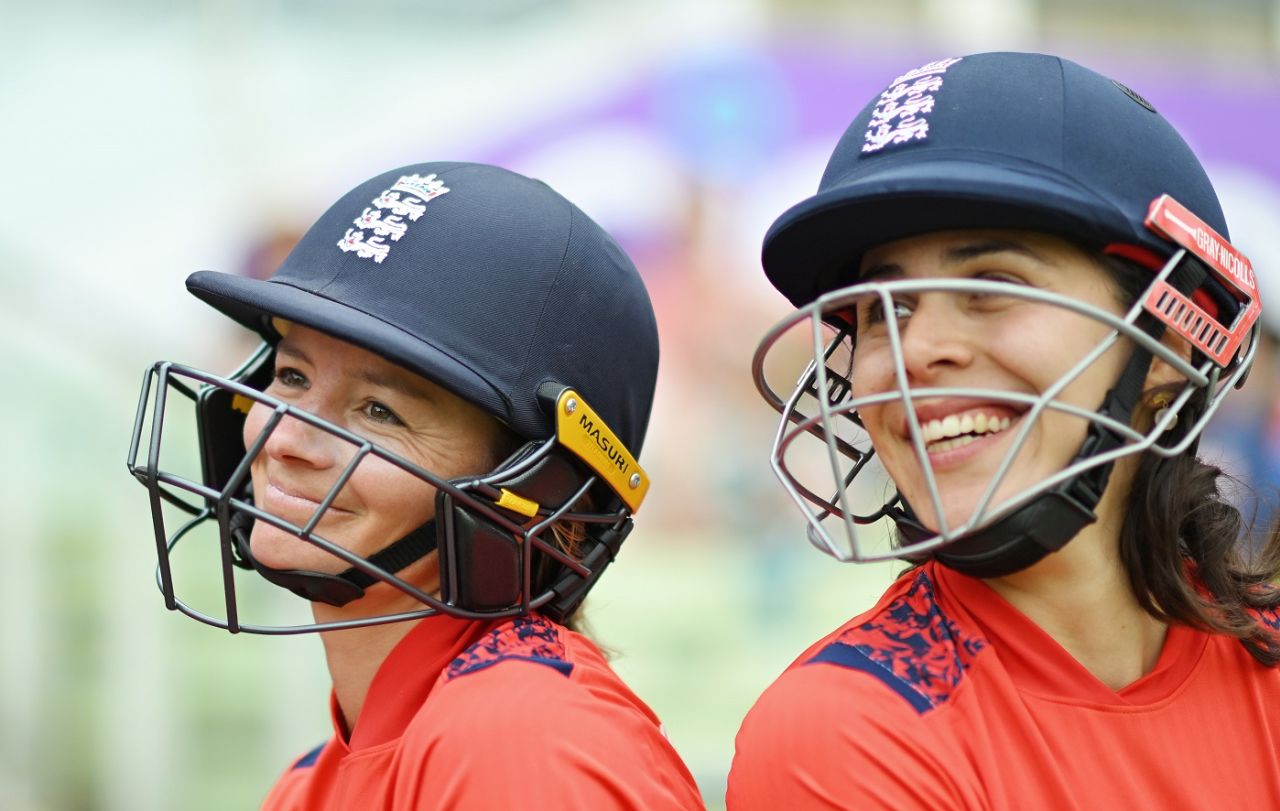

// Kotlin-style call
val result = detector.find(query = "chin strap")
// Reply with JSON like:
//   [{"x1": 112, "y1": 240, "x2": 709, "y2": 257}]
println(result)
[
  {"x1": 894, "y1": 342, "x2": 1150, "y2": 577},
  {"x1": 228, "y1": 509, "x2": 437, "y2": 607}
]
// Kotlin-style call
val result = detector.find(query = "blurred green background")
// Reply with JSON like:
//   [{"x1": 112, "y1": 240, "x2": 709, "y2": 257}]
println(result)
[{"x1": 4, "y1": 1, "x2": 1280, "y2": 809}]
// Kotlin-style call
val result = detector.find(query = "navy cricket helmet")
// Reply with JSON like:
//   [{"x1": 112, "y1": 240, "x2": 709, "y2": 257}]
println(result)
[
  {"x1": 128, "y1": 162, "x2": 660, "y2": 633},
  {"x1": 752, "y1": 53, "x2": 1263, "y2": 577}
]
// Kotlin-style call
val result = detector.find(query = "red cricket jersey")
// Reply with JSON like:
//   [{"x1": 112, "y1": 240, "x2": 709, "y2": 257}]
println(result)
[
  {"x1": 727, "y1": 560, "x2": 1280, "y2": 810},
  {"x1": 263, "y1": 613, "x2": 703, "y2": 810}
]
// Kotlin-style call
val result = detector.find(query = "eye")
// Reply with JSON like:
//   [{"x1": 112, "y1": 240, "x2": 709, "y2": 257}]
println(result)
[
  {"x1": 968, "y1": 271, "x2": 1029, "y2": 310},
  {"x1": 272, "y1": 366, "x2": 309, "y2": 390},
  {"x1": 362, "y1": 400, "x2": 404, "y2": 426},
  {"x1": 860, "y1": 297, "x2": 915, "y2": 326},
  {"x1": 975, "y1": 270, "x2": 1027, "y2": 285}
]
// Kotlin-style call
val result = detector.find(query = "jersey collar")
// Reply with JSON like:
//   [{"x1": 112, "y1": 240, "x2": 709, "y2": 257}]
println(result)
[
  {"x1": 933, "y1": 561, "x2": 1206, "y2": 706},
  {"x1": 329, "y1": 613, "x2": 501, "y2": 752}
]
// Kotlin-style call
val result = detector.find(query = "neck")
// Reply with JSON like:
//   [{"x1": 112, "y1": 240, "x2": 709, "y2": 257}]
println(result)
[
  {"x1": 983, "y1": 464, "x2": 1168, "y2": 690},
  {"x1": 312, "y1": 556, "x2": 440, "y2": 733},
  {"x1": 317, "y1": 615, "x2": 418, "y2": 735}
]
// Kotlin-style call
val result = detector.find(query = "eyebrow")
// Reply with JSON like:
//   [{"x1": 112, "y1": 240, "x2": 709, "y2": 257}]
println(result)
[
  {"x1": 356, "y1": 366, "x2": 437, "y2": 404},
  {"x1": 275, "y1": 339, "x2": 311, "y2": 366},
  {"x1": 860, "y1": 238, "x2": 1047, "y2": 282},
  {"x1": 276, "y1": 339, "x2": 436, "y2": 404}
]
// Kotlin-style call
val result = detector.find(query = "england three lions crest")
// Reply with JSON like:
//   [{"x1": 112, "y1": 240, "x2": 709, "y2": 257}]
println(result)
[
  {"x1": 863, "y1": 57, "x2": 962, "y2": 154},
  {"x1": 338, "y1": 228, "x2": 391, "y2": 263},
  {"x1": 337, "y1": 173, "x2": 450, "y2": 263}
]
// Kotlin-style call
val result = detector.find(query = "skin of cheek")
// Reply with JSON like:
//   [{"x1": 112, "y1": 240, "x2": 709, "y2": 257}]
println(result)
[
  {"x1": 852, "y1": 297, "x2": 1130, "y2": 532},
  {"x1": 230, "y1": 323, "x2": 515, "y2": 599},
  {"x1": 239, "y1": 404, "x2": 494, "y2": 578}
]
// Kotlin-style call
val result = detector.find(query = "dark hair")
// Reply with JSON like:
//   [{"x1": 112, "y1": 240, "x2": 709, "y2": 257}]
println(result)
[{"x1": 1102, "y1": 253, "x2": 1280, "y2": 666}]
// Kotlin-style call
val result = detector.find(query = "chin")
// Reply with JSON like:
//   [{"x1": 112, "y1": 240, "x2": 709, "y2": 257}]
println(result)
[
  {"x1": 906, "y1": 505, "x2": 973, "y2": 536},
  {"x1": 249, "y1": 524, "x2": 350, "y2": 574},
  {"x1": 904, "y1": 483, "x2": 1018, "y2": 534}
]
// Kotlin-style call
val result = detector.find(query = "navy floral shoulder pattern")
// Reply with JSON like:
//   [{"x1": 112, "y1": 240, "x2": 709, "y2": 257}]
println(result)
[
  {"x1": 1251, "y1": 602, "x2": 1280, "y2": 640},
  {"x1": 445, "y1": 615, "x2": 573, "y2": 682},
  {"x1": 806, "y1": 568, "x2": 986, "y2": 714}
]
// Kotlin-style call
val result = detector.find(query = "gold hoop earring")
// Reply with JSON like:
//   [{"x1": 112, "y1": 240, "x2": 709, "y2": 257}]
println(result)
[{"x1": 1150, "y1": 393, "x2": 1177, "y2": 429}]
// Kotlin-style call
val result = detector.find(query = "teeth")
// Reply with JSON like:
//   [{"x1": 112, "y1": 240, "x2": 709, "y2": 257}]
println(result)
[
  {"x1": 917, "y1": 412, "x2": 1014, "y2": 449},
  {"x1": 942, "y1": 415, "x2": 960, "y2": 437},
  {"x1": 930, "y1": 434, "x2": 980, "y2": 452}
]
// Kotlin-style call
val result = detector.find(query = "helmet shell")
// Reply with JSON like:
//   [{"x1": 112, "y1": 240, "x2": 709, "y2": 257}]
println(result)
[
  {"x1": 188, "y1": 162, "x2": 658, "y2": 455},
  {"x1": 763, "y1": 52, "x2": 1227, "y2": 307}
]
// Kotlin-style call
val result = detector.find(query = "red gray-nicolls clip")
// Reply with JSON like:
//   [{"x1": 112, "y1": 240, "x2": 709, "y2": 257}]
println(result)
[{"x1": 1144, "y1": 194, "x2": 1261, "y2": 367}]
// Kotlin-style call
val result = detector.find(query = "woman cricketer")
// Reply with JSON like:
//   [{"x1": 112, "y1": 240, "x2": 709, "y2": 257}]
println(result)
[{"x1": 729, "y1": 52, "x2": 1280, "y2": 809}]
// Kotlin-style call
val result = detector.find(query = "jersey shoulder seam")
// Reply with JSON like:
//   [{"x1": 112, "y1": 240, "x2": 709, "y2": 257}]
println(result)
[
  {"x1": 803, "y1": 568, "x2": 986, "y2": 714},
  {"x1": 444, "y1": 615, "x2": 574, "y2": 683},
  {"x1": 290, "y1": 741, "x2": 325, "y2": 770}
]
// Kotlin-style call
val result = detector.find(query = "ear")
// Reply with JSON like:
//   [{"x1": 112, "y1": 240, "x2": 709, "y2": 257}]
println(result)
[
  {"x1": 1137, "y1": 331, "x2": 1195, "y2": 433},
  {"x1": 1142, "y1": 328, "x2": 1195, "y2": 395}
]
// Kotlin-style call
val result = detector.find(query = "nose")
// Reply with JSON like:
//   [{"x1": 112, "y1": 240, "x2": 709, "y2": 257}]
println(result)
[
  {"x1": 243, "y1": 401, "x2": 340, "y2": 471},
  {"x1": 897, "y1": 294, "x2": 975, "y2": 383}
]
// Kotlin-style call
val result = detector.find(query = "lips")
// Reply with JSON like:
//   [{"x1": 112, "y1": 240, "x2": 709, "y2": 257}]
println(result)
[
  {"x1": 261, "y1": 480, "x2": 352, "y2": 518},
  {"x1": 893, "y1": 399, "x2": 1030, "y2": 460}
]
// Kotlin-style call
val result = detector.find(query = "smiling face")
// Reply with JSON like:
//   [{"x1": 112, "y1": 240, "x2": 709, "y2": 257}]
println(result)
[
  {"x1": 849, "y1": 229, "x2": 1133, "y2": 533},
  {"x1": 241, "y1": 324, "x2": 508, "y2": 578}
]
